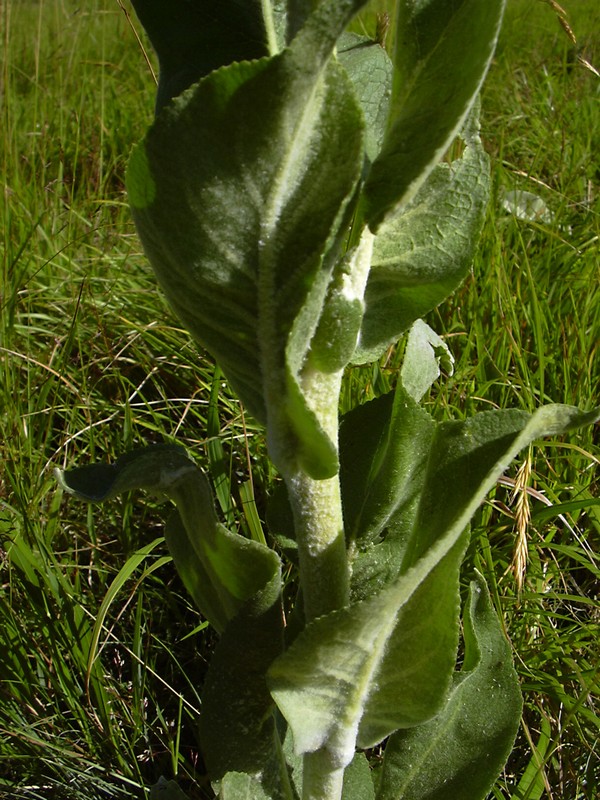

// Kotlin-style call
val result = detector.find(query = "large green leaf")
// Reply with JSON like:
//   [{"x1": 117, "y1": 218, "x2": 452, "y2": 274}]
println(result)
[
  {"x1": 341, "y1": 387, "x2": 599, "y2": 602},
  {"x1": 376, "y1": 572, "x2": 522, "y2": 800},
  {"x1": 127, "y1": 46, "x2": 364, "y2": 478},
  {"x1": 354, "y1": 118, "x2": 490, "y2": 364},
  {"x1": 363, "y1": 0, "x2": 506, "y2": 228},
  {"x1": 56, "y1": 445, "x2": 280, "y2": 634},
  {"x1": 59, "y1": 446, "x2": 288, "y2": 794},
  {"x1": 268, "y1": 531, "x2": 468, "y2": 767}
]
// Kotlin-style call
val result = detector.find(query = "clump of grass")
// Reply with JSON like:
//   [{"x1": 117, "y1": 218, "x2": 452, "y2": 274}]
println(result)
[{"x1": 0, "y1": 1, "x2": 598, "y2": 798}]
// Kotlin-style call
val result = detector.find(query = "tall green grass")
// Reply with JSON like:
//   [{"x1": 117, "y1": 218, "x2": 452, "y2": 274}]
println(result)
[
  {"x1": 0, "y1": 1, "x2": 598, "y2": 798},
  {"x1": 1, "y1": 2, "x2": 218, "y2": 797}
]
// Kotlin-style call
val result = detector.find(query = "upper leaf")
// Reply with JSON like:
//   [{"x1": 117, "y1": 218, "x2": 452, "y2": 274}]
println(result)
[
  {"x1": 58, "y1": 448, "x2": 289, "y2": 793},
  {"x1": 127, "y1": 48, "x2": 364, "y2": 477},
  {"x1": 363, "y1": 0, "x2": 506, "y2": 228},
  {"x1": 353, "y1": 119, "x2": 490, "y2": 364},
  {"x1": 289, "y1": 0, "x2": 372, "y2": 61},
  {"x1": 337, "y1": 32, "x2": 393, "y2": 164}
]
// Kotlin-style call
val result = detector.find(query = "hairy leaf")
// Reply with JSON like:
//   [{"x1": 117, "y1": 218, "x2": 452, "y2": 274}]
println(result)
[
  {"x1": 364, "y1": 0, "x2": 506, "y2": 227},
  {"x1": 127, "y1": 49, "x2": 364, "y2": 477},
  {"x1": 354, "y1": 121, "x2": 490, "y2": 363},
  {"x1": 59, "y1": 446, "x2": 287, "y2": 791},
  {"x1": 376, "y1": 572, "x2": 522, "y2": 800},
  {"x1": 400, "y1": 319, "x2": 454, "y2": 402},
  {"x1": 337, "y1": 32, "x2": 393, "y2": 163},
  {"x1": 341, "y1": 387, "x2": 600, "y2": 601},
  {"x1": 268, "y1": 532, "x2": 467, "y2": 766},
  {"x1": 307, "y1": 231, "x2": 374, "y2": 374},
  {"x1": 57, "y1": 445, "x2": 280, "y2": 633},
  {"x1": 271, "y1": 400, "x2": 598, "y2": 764}
]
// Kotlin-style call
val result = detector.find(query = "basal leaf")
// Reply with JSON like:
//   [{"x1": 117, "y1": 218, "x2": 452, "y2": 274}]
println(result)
[
  {"x1": 354, "y1": 122, "x2": 490, "y2": 364},
  {"x1": 57, "y1": 445, "x2": 280, "y2": 634},
  {"x1": 55, "y1": 444, "x2": 195, "y2": 502},
  {"x1": 127, "y1": 49, "x2": 364, "y2": 478},
  {"x1": 199, "y1": 568, "x2": 287, "y2": 791},
  {"x1": 363, "y1": 0, "x2": 506, "y2": 227},
  {"x1": 376, "y1": 572, "x2": 522, "y2": 800},
  {"x1": 59, "y1": 448, "x2": 287, "y2": 792}
]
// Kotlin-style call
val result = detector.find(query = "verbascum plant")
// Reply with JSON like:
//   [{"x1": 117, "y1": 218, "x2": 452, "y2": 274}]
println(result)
[{"x1": 57, "y1": 2, "x2": 599, "y2": 798}]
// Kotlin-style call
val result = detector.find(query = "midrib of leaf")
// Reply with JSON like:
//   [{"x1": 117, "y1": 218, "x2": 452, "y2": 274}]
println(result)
[
  {"x1": 257, "y1": 61, "x2": 343, "y2": 435},
  {"x1": 261, "y1": 76, "x2": 328, "y2": 236},
  {"x1": 330, "y1": 594, "x2": 408, "y2": 766}
]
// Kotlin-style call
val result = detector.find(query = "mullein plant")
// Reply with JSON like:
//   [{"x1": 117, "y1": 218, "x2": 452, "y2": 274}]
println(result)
[{"x1": 57, "y1": 2, "x2": 599, "y2": 798}]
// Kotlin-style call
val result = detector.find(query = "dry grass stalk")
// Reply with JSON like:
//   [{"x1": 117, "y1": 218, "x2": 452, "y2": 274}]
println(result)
[{"x1": 511, "y1": 448, "x2": 533, "y2": 594}]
